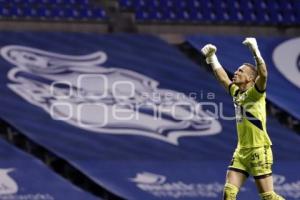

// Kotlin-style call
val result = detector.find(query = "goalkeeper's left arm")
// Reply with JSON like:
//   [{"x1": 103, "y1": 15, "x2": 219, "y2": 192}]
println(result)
[{"x1": 243, "y1": 37, "x2": 267, "y2": 92}]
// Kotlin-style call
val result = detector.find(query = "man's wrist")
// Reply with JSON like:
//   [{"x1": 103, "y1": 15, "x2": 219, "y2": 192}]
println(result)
[
  {"x1": 248, "y1": 46, "x2": 263, "y2": 65},
  {"x1": 206, "y1": 54, "x2": 222, "y2": 70},
  {"x1": 255, "y1": 56, "x2": 265, "y2": 66},
  {"x1": 252, "y1": 49, "x2": 264, "y2": 65},
  {"x1": 252, "y1": 47, "x2": 261, "y2": 57}
]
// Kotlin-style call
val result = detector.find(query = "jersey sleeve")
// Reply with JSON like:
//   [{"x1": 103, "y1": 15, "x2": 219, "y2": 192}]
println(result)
[
  {"x1": 247, "y1": 84, "x2": 266, "y2": 101},
  {"x1": 228, "y1": 83, "x2": 239, "y2": 97}
]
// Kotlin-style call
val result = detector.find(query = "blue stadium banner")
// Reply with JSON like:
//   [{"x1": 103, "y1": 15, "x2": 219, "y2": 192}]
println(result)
[
  {"x1": 0, "y1": 32, "x2": 299, "y2": 199},
  {"x1": 0, "y1": 139, "x2": 97, "y2": 200}
]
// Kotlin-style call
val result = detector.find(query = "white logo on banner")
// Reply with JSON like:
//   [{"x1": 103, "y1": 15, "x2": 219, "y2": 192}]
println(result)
[
  {"x1": 273, "y1": 174, "x2": 300, "y2": 199},
  {"x1": 0, "y1": 168, "x2": 18, "y2": 195},
  {"x1": 130, "y1": 172, "x2": 166, "y2": 184},
  {"x1": 273, "y1": 37, "x2": 300, "y2": 88},
  {"x1": 0, "y1": 45, "x2": 221, "y2": 145},
  {"x1": 130, "y1": 172, "x2": 224, "y2": 198},
  {"x1": 0, "y1": 168, "x2": 54, "y2": 200}
]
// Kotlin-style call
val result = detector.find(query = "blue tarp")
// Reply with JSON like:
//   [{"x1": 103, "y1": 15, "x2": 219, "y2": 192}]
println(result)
[
  {"x1": 0, "y1": 138, "x2": 97, "y2": 200},
  {"x1": 0, "y1": 32, "x2": 299, "y2": 199},
  {"x1": 186, "y1": 35, "x2": 300, "y2": 120}
]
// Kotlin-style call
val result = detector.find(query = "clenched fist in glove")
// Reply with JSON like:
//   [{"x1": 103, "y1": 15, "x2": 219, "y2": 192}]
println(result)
[
  {"x1": 201, "y1": 44, "x2": 217, "y2": 59},
  {"x1": 243, "y1": 37, "x2": 264, "y2": 65},
  {"x1": 201, "y1": 44, "x2": 222, "y2": 70},
  {"x1": 243, "y1": 37, "x2": 259, "y2": 52}
]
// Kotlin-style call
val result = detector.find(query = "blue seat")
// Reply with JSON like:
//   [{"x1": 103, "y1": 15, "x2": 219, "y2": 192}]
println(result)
[
  {"x1": 227, "y1": 8, "x2": 243, "y2": 24},
  {"x1": 186, "y1": 0, "x2": 201, "y2": 9},
  {"x1": 25, "y1": 7, "x2": 39, "y2": 18},
  {"x1": 148, "y1": 9, "x2": 164, "y2": 21},
  {"x1": 245, "y1": 0, "x2": 254, "y2": 10},
  {"x1": 277, "y1": 0, "x2": 293, "y2": 11},
  {"x1": 189, "y1": 9, "x2": 204, "y2": 22},
  {"x1": 20, "y1": 6, "x2": 30, "y2": 17},
  {"x1": 163, "y1": 9, "x2": 180, "y2": 22},
  {"x1": 201, "y1": 8, "x2": 215, "y2": 23},
  {"x1": 11, "y1": 0, "x2": 23, "y2": 3},
  {"x1": 77, "y1": 0, "x2": 89, "y2": 5},
  {"x1": 79, "y1": 7, "x2": 93, "y2": 19},
  {"x1": 90, "y1": 8, "x2": 106, "y2": 20},
  {"x1": 1, "y1": 7, "x2": 13, "y2": 17},
  {"x1": 61, "y1": 0, "x2": 77, "y2": 4},
  {"x1": 135, "y1": 9, "x2": 149, "y2": 21},
  {"x1": 281, "y1": 10, "x2": 296, "y2": 25},
  {"x1": 267, "y1": 9, "x2": 279, "y2": 25},
  {"x1": 132, "y1": 0, "x2": 146, "y2": 8},
  {"x1": 37, "y1": 6, "x2": 54, "y2": 19},
  {"x1": 252, "y1": 0, "x2": 267, "y2": 11},
  {"x1": 255, "y1": 11, "x2": 271, "y2": 25},
  {"x1": 159, "y1": 0, "x2": 174, "y2": 9},
  {"x1": 21, "y1": 0, "x2": 40, "y2": 4},
  {"x1": 48, "y1": 7, "x2": 74, "y2": 20},
  {"x1": 225, "y1": 0, "x2": 240, "y2": 13},
  {"x1": 119, "y1": 0, "x2": 134, "y2": 8},
  {"x1": 227, "y1": 0, "x2": 240, "y2": 10},
  {"x1": 35, "y1": 0, "x2": 53, "y2": 4},
  {"x1": 9, "y1": 7, "x2": 23, "y2": 18},
  {"x1": 267, "y1": 0, "x2": 280, "y2": 11},
  {"x1": 213, "y1": 1, "x2": 229, "y2": 23},
  {"x1": 176, "y1": 9, "x2": 190, "y2": 21},
  {"x1": 239, "y1": 5, "x2": 256, "y2": 24},
  {"x1": 173, "y1": 0, "x2": 188, "y2": 9},
  {"x1": 144, "y1": 0, "x2": 160, "y2": 9}
]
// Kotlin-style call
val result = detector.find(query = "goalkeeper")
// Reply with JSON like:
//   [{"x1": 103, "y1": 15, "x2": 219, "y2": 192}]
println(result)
[{"x1": 201, "y1": 38, "x2": 285, "y2": 200}]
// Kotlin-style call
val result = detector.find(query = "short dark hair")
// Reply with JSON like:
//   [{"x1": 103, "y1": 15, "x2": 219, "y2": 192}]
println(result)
[{"x1": 243, "y1": 63, "x2": 258, "y2": 81}]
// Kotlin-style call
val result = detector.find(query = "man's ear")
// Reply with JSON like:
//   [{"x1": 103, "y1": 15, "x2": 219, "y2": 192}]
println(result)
[
  {"x1": 248, "y1": 74, "x2": 257, "y2": 83},
  {"x1": 245, "y1": 74, "x2": 252, "y2": 82}
]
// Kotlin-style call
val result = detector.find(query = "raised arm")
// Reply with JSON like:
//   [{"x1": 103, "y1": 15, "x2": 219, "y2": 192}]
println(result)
[
  {"x1": 201, "y1": 44, "x2": 232, "y2": 91},
  {"x1": 243, "y1": 38, "x2": 267, "y2": 92}
]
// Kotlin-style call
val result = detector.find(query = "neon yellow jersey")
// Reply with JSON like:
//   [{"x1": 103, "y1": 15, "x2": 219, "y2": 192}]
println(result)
[{"x1": 229, "y1": 83, "x2": 272, "y2": 149}]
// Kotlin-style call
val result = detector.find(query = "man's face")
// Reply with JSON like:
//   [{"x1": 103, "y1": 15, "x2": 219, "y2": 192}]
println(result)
[{"x1": 232, "y1": 65, "x2": 252, "y2": 85}]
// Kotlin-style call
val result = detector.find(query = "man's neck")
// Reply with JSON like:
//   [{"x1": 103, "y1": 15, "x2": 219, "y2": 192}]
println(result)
[{"x1": 237, "y1": 82, "x2": 253, "y2": 92}]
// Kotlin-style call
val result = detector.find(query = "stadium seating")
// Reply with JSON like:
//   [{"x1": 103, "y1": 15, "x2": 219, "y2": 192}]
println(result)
[
  {"x1": 119, "y1": 0, "x2": 300, "y2": 25},
  {"x1": 0, "y1": 0, "x2": 298, "y2": 25},
  {"x1": 0, "y1": 0, "x2": 107, "y2": 21}
]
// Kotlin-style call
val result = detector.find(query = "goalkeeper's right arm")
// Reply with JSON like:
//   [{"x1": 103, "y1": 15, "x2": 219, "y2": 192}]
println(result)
[{"x1": 201, "y1": 44, "x2": 232, "y2": 91}]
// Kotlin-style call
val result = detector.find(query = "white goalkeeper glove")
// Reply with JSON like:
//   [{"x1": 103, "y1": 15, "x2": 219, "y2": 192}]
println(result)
[
  {"x1": 243, "y1": 37, "x2": 264, "y2": 65},
  {"x1": 243, "y1": 37, "x2": 258, "y2": 51},
  {"x1": 201, "y1": 44, "x2": 222, "y2": 70}
]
